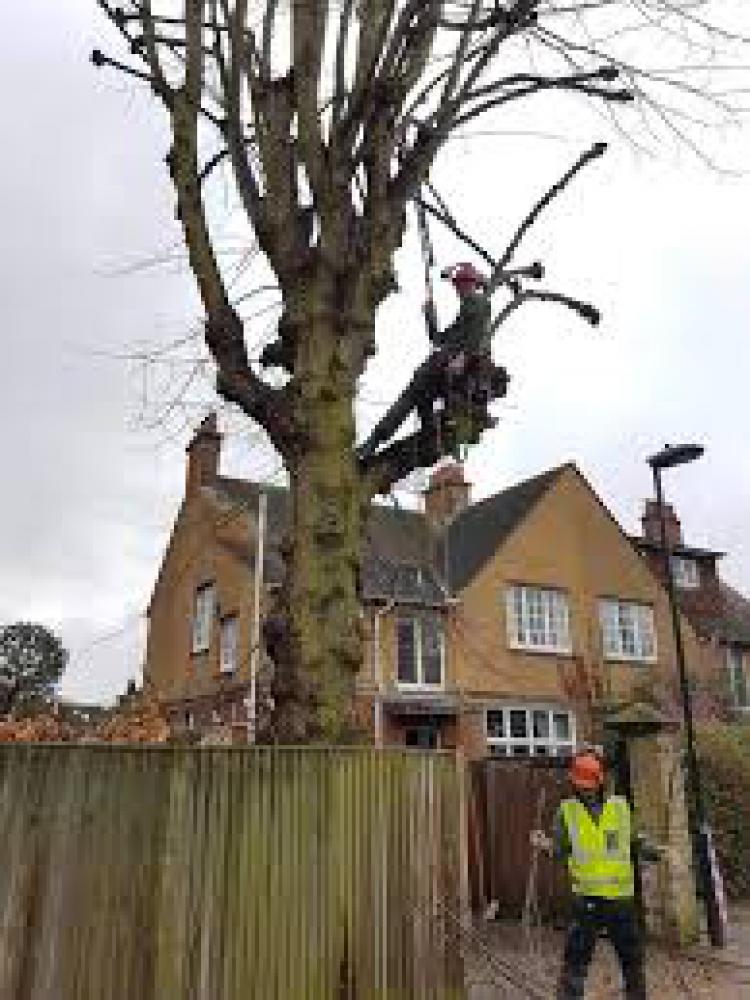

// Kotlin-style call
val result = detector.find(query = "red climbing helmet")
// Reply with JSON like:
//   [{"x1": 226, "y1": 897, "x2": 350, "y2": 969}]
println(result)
[{"x1": 441, "y1": 262, "x2": 486, "y2": 292}]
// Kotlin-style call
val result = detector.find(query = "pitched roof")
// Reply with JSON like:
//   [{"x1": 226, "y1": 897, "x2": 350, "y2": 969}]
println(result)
[
  {"x1": 440, "y1": 465, "x2": 566, "y2": 591},
  {"x1": 714, "y1": 583, "x2": 750, "y2": 646},
  {"x1": 630, "y1": 536, "x2": 724, "y2": 561},
  {"x1": 213, "y1": 467, "x2": 566, "y2": 600},
  {"x1": 213, "y1": 477, "x2": 447, "y2": 605}
]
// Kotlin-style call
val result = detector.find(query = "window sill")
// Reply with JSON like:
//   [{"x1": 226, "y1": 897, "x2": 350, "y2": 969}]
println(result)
[
  {"x1": 507, "y1": 644, "x2": 573, "y2": 657},
  {"x1": 603, "y1": 656, "x2": 656, "y2": 666},
  {"x1": 396, "y1": 682, "x2": 444, "y2": 692},
  {"x1": 191, "y1": 648, "x2": 209, "y2": 658}
]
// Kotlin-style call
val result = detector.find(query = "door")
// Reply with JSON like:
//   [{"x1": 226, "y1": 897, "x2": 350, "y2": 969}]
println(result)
[{"x1": 405, "y1": 720, "x2": 439, "y2": 749}]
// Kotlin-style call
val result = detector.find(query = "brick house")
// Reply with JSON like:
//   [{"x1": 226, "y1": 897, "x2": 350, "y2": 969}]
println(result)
[
  {"x1": 144, "y1": 415, "x2": 717, "y2": 754},
  {"x1": 632, "y1": 501, "x2": 750, "y2": 717}
]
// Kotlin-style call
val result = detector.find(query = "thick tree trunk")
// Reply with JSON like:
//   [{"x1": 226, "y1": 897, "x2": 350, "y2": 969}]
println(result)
[{"x1": 269, "y1": 314, "x2": 365, "y2": 743}]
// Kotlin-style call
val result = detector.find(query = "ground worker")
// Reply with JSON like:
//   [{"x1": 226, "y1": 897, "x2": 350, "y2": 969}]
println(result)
[{"x1": 531, "y1": 748, "x2": 664, "y2": 1000}]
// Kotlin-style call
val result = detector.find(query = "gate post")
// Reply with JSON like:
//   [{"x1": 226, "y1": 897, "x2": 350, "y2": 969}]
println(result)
[
  {"x1": 605, "y1": 704, "x2": 699, "y2": 945},
  {"x1": 628, "y1": 731, "x2": 700, "y2": 945}
]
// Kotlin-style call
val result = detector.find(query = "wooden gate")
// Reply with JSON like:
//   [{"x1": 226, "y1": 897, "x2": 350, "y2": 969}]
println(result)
[{"x1": 469, "y1": 757, "x2": 570, "y2": 922}]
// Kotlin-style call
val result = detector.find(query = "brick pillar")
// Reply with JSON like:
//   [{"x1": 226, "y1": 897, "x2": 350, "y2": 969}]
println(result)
[{"x1": 628, "y1": 733, "x2": 699, "y2": 944}]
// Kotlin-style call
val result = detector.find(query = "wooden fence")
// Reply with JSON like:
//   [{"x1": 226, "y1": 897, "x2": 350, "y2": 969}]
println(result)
[
  {"x1": 469, "y1": 758, "x2": 569, "y2": 922},
  {"x1": 0, "y1": 745, "x2": 467, "y2": 999}
]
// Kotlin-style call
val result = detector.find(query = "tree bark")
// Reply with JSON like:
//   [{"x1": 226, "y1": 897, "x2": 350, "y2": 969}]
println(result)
[{"x1": 269, "y1": 311, "x2": 366, "y2": 743}]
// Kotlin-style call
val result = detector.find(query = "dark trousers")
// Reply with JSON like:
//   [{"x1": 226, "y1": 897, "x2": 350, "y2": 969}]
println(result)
[{"x1": 557, "y1": 896, "x2": 646, "y2": 1000}]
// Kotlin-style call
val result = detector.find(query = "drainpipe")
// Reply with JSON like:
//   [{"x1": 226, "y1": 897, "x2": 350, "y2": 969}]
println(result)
[
  {"x1": 248, "y1": 490, "x2": 267, "y2": 744},
  {"x1": 373, "y1": 600, "x2": 395, "y2": 746}
]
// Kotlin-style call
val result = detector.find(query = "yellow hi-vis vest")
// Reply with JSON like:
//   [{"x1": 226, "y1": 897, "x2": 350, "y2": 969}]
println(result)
[{"x1": 559, "y1": 795, "x2": 635, "y2": 899}]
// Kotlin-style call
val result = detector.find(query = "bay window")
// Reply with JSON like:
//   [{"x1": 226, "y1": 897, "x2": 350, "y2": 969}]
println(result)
[{"x1": 397, "y1": 613, "x2": 445, "y2": 687}]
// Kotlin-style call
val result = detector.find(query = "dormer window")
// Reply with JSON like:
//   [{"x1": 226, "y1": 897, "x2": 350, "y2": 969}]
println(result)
[{"x1": 671, "y1": 556, "x2": 700, "y2": 590}]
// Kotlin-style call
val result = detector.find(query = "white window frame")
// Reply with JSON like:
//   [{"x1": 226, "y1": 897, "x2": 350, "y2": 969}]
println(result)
[
  {"x1": 727, "y1": 646, "x2": 750, "y2": 710},
  {"x1": 505, "y1": 585, "x2": 572, "y2": 655},
  {"x1": 485, "y1": 705, "x2": 576, "y2": 758},
  {"x1": 220, "y1": 614, "x2": 239, "y2": 674},
  {"x1": 396, "y1": 613, "x2": 445, "y2": 689},
  {"x1": 599, "y1": 598, "x2": 657, "y2": 663},
  {"x1": 192, "y1": 583, "x2": 215, "y2": 654},
  {"x1": 671, "y1": 556, "x2": 700, "y2": 590}
]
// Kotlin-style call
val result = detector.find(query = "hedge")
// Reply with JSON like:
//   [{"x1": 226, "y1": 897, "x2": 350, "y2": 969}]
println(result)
[{"x1": 697, "y1": 724, "x2": 750, "y2": 899}]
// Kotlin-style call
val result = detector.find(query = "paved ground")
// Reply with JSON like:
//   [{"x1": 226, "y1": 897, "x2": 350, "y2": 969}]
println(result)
[{"x1": 466, "y1": 906, "x2": 750, "y2": 998}]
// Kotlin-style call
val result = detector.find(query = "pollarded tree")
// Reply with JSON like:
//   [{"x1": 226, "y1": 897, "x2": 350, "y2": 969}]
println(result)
[{"x1": 93, "y1": 1, "x2": 746, "y2": 740}]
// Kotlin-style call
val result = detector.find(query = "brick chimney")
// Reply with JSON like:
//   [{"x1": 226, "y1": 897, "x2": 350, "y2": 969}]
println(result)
[
  {"x1": 186, "y1": 412, "x2": 221, "y2": 496},
  {"x1": 641, "y1": 499, "x2": 682, "y2": 548},
  {"x1": 423, "y1": 462, "x2": 471, "y2": 529}
]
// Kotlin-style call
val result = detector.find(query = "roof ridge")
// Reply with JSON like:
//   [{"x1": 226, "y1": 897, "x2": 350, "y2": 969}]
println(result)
[{"x1": 455, "y1": 462, "x2": 568, "y2": 521}]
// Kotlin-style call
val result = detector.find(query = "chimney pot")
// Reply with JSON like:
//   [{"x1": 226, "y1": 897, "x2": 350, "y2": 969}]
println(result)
[
  {"x1": 423, "y1": 462, "x2": 471, "y2": 529},
  {"x1": 186, "y1": 412, "x2": 221, "y2": 496},
  {"x1": 642, "y1": 498, "x2": 682, "y2": 548}
]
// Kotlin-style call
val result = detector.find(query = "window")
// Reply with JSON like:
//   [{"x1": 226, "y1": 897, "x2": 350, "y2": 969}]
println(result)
[
  {"x1": 486, "y1": 706, "x2": 575, "y2": 757},
  {"x1": 395, "y1": 565, "x2": 423, "y2": 600},
  {"x1": 396, "y1": 614, "x2": 444, "y2": 687},
  {"x1": 192, "y1": 583, "x2": 215, "y2": 653},
  {"x1": 506, "y1": 586, "x2": 571, "y2": 653},
  {"x1": 671, "y1": 556, "x2": 700, "y2": 590},
  {"x1": 220, "y1": 615, "x2": 239, "y2": 674},
  {"x1": 727, "y1": 647, "x2": 750, "y2": 709},
  {"x1": 599, "y1": 599, "x2": 656, "y2": 662}
]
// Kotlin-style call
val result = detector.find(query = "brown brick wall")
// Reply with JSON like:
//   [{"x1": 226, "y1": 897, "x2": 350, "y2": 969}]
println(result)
[{"x1": 146, "y1": 465, "x2": 721, "y2": 754}]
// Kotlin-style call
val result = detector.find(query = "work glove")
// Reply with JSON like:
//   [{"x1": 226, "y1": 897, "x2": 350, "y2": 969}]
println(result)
[{"x1": 530, "y1": 829, "x2": 554, "y2": 855}]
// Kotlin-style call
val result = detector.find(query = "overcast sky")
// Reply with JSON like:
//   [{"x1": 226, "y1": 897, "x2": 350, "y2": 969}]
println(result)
[{"x1": 2, "y1": 1, "x2": 749, "y2": 704}]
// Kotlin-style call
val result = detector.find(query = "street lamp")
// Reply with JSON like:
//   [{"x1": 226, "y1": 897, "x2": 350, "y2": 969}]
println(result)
[{"x1": 647, "y1": 443, "x2": 725, "y2": 948}]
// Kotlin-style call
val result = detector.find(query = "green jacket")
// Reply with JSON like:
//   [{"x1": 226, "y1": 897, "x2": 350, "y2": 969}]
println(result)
[{"x1": 434, "y1": 292, "x2": 492, "y2": 354}]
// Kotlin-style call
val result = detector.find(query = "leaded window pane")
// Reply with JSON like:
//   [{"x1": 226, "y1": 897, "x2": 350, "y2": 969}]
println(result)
[
  {"x1": 487, "y1": 710, "x2": 505, "y2": 739},
  {"x1": 533, "y1": 710, "x2": 550, "y2": 739},
  {"x1": 509, "y1": 709, "x2": 527, "y2": 739},
  {"x1": 553, "y1": 712, "x2": 571, "y2": 740}
]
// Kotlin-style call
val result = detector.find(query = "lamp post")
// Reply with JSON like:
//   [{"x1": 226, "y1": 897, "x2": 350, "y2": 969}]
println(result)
[{"x1": 647, "y1": 443, "x2": 725, "y2": 947}]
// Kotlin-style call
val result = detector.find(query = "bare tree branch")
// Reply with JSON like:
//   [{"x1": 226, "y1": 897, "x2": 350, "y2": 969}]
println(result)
[
  {"x1": 292, "y1": 0, "x2": 329, "y2": 207},
  {"x1": 489, "y1": 286, "x2": 601, "y2": 336},
  {"x1": 490, "y1": 140, "x2": 608, "y2": 285},
  {"x1": 333, "y1": 0, "x2": 357, "y2": 127},
  {"x1": 262, "y1": 0, "x2": 281, "y2": 75}
]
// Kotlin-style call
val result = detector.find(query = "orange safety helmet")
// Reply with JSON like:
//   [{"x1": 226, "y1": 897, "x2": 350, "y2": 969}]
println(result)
[
  {"x1": 441, "y1": 262, "x2": 487, "y2": 292},
  {"x1": 569, "y1": 750, "x2": 604, "y2": 791}
]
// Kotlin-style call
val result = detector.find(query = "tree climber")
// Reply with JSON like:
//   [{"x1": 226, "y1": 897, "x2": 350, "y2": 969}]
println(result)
[{"x1": 419, "y1": 261, "x2": 503, "y2": 457}]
